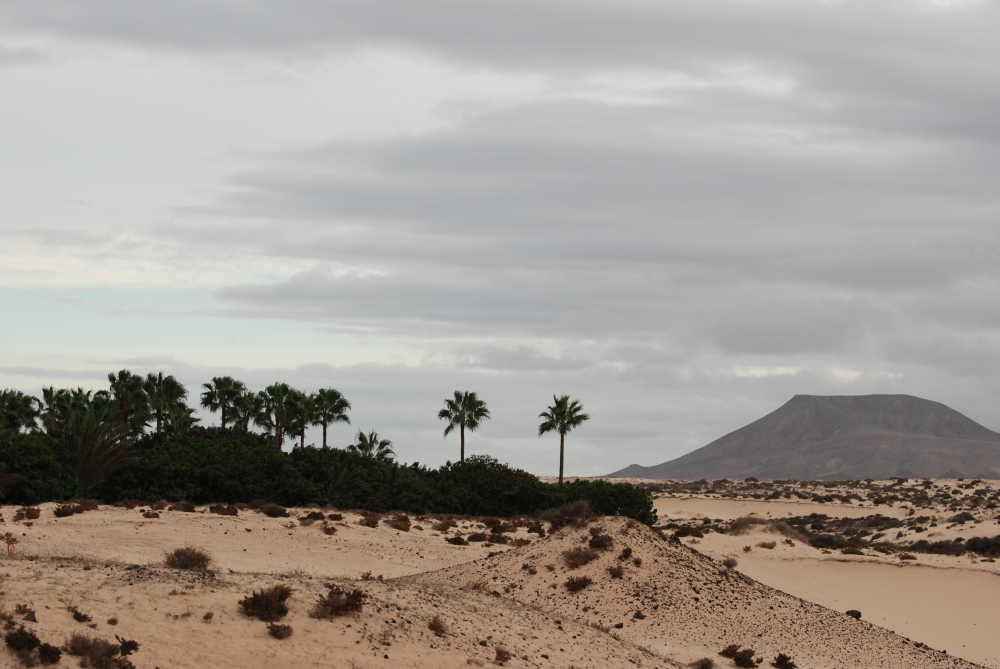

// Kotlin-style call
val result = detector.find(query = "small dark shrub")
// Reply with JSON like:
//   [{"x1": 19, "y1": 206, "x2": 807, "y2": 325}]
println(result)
[
  {"x1": 632, "y1": 557, "x2": 642, "y2": 567},
  {"x1": 446, "y1": 536, "x2": 468, "y2": 546},
  {"x1": 70, "y1": 499, "x2": 100, "y2": 511},
  {"x1": 321, "y1": 522, "x2": 337, "y2": 535},
  {"x1": 689, "y1": 659, "x2": 716, "y2": 669},
  {"x1": 495, "y1": 646, "x2": 512, "y2": 664},
  {"x1": 15, "y1": 507, "x2": 40, "y2": 521},
  {"x1": 386, "y1": 514, "x2": 411, "y2": 531},
  {"x1": 209, "y1": 504, "x2": 239, "y2": 516},
  {"x1": 846, "y1": 609, "x2": 862, "y2": 619},
  {"x1": 116, "y1": 637, "x2": 138, "y2": 656},
  {"x1": 358, "y1": 511, "x2": 380, "y2": 528},
  {"x1": 720, "y1": 645, "x2": 740, "y2": 658},
  {"x1": 733, "y1": 648, "x2": 758, "y2": 668},
  {"x1": 165, "y1": 546, "x2": 211, "y2": 571},
  {"x1": 618, "y1": 547, "x2": 632, "y2": 561},
  {"x1": 64, "y1": 633, "x2": 137, "y2": 669},
  {"x1": 54, "y1": 504, "x2": 84, "y2": 517},
  {"x1": 842, "y1": 547, "x2": 864, "y2": 556},
  {"x1": 757, "y1": 541, "x2": 776, "y2": 550},
  {"x1": 432, "y1": 518, "x2": 457, "y2": 532},
  {"x1": 267, "y1": 623, "x2": 293, "y2": 639},
  {"x1": 607, "y1": 565, "x2": 624, "y2": 578},
  {"x1": 564, "y1": 576, "x2": 593, "y2": 592},
  {"x1": 673, "y1": 527, "x2": 704, "y2": 539},
  {"x1": 38, "y1": 642, "x2": 62, "y2": 665},
  {"x1": 239, "y1": 585, "x2": 293, "y2": 622},
  {"x1": 428, "y1": 614, "x2": 447, "y2": 637},
  {"x1": 538, "y1": 500, "x2": 594, "y2": 531},
  {"x1": 149, "y1": 500, "x2": 169, "y2": 510},
  {"x1": 304, "y1": 511, "x2": 325, "y2": 521},
  {"x1": 589, "y1": 533, "x2": 613, "y2": 550},
  {"x1": 327, "y1": 513, "x2": 344, "y2": 521},
  {"x1": 5, "y1": 626, "x2": 40, "y2": 651},
  {"x1": 771, "y1": 653, "x2": 797, "y2": 669},
  {"x1": 112, "y1": 500, "x2": 141, "y2": 509},
  {"x1": 203, "y1": 612, "x2": 214, "y2": 622},
  {"x1": 526, "y1": 522, "x2": 546, "y2": 537},
  {"x1": 106, "y1": 618, "x2": 118, "y2": 626},
  {"x1": 261, "y1": 504, "x2": 289, "y2": 518},
  {"x1": 142, "y1": 511, "x2": 159, "y2": 519},
  {"x1": 68, "y1": 605, "x2": 92, "y2": 623},
  {"x1": 722, "y1": 557, "x2": 738, "y2": 570},
  {"x1": 899, "y1": 553, "x2": 917, "y2": 561},
  {"x1": 563, "y1": 547, "x2": 599, "y2": 569},
  {"x1": 487, "y1": 533, "x2": 509, "y2": 544},
  {"x1": 169, "y1": 501, "x2": 196, "y2": 513},
  {"x1": 467, "y1": 532, "x2": 488, "y2": 542},
  {"x1": 310, "y1": 584, "x2": 366, "y2": 618}
]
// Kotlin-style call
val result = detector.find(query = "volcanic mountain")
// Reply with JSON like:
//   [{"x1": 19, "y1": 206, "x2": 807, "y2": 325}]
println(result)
[{"x1": 610, "y1": 394, "x2": 1000, "y2": 480}]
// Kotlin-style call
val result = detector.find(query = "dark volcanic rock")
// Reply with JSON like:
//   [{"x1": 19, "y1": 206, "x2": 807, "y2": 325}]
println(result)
[{"x1": 610, "y1": 394, "x2": 1000, "y2": 480}]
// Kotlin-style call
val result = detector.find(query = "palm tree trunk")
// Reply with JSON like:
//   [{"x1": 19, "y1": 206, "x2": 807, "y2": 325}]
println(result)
[
  {"x1": 156, "y1": 406, "x2": 162, "y2": 434},
  {"x1": 323, "y1": 421, "x2": 328, "y2": 448},
  {"x1": 559, "y1": 432, "x2": 565, "y2": 485},
  {"x1": 300, "y1": 426, "x2": 305, "y2": 448},
  {"x1": 276, "y1": 419, "x2": 282, "y2": 447},
  {"x1": 460, "y1": 423, "x2": 465, "y2": 462},
  {"x1": 221, "y1": 405, "x2": 227, "y2": 431}
]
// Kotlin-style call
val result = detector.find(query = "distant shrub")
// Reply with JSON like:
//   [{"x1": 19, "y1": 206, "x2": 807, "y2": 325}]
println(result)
[
  {"x1": 54, "y1": 504, "x2": 84, "y2": 517},
  {"x1": 428, "y1": 614, "x2": 447, "y2": 637},
  {"x1": 169, "y1": 501, "x2": 196, "y2": 512},
  {"x1": 38, "y1": 641, "x2": 62, "y2": 665},
  {"x1": 112, "y1": 500, "x2": 141, "y2": 509},
  {"x1": 721, "y1": 557, "x2": 738, "y2": 570},
  {"x1": 846, "y1": 610, "x2": 861, "y2": 620},
  {"x1": 618, "y1": 547, "x2": 632, "y2": 561},
  {"x1": 70, "y1": 498, "x2": 101, "y2": 511},
  {"x1": 538, "y1": 500, "x2": 594, "y2": 531},
  {"x1": 487, "y1": 533, "x2": 509, "y2": 544},
  {"x1": 899, "y1": 553, "x2": 917, "y2": 561},
  {"x1": 310, "y1": 584, "x2": 366, "y2": 618},
  {"x1": 239, "y1": 585, "x2": 293, "y2": 622},
  {"x1": 772, "y1": 653, "x2": 797, "y2": 669},
  {"x1": 358, "y1": 511, "x2": 380, "y2": 528},
  {"x1": 565, "y1": 576, "x2": 593, "y2": 592},
  {"x1": 727, "y1": 517, "x2": 769, "y2": 535},
  {"x1": 689, "y1": 659, "x2": 716, "y2": 669},
  {"x1": 65, "y1": 633, "x2": 138, "y2": 669},
  {"x1": 386, "y1": 514, "x2": 411, "y2": 532},
  {"x1": 165, "y1": 546, "x2": 211, "y2": 571},
  {"x1": 756, "y1": 541, "x2": 776, "y2": 550},
  {"x1": 261, "y1": 504, "x2": 289, "y2": 518},
  {"x1": 841, "y1": 547, "x2": 864, "y2": 556},
  {"x1": 446, "y1": 536, "x2": 468, "y2": 546},
  {"x1": 267, "y1": 623, "x2": 293, "y2": 639},
  {"x1": 965, "y1": 536, "x2": 1000, "y2": 556},
  {"x1": 15, "y1": 507, "x2": 40, "y2": 521},
  {"x1": 607, "y1": 565, "x2": 624, "y2": 578},
  {"x1": 327, "y1": 513, "x2": 344, "y2": 521},
  {"x1": 209, "y1": 504, "x2": 238, "y2": 516},
  {"x1": 467, "y1": 532, "x2": 488, "y2": 542},
  {"x1": 563, "y1": 547, "x2": 599, "y2": 569},
  {"x1": 495, "y1": 647, "x2": 512, "y2": 664},
  {"x1": 5, "y1": 625, "x2": 40, "y2": 651},
  {"x1": 432, "y1": 518, "x2": 457, "y2": 532},
  {"x1": 589, "y1": 530, "x2": 613, "y2": 550}
]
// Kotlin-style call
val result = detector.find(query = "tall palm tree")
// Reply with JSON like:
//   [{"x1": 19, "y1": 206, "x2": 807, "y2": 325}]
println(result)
[
  {"x1": 143, "y1": 372, "x2": 188, "y2": 435},
  {"x1": 40, "y1": 387, "x2": 95, "y2": 439},
  {"x1": 66, "y1": 400, "x2": 138, "y2": 493},
  {"x1": 437, "y1": 391, "x2": 491, "y2": 462},
  {"x1": 285, "y1": 389, "x2": 315, "y2": 448},
  {"x1": 107, "y1": 370, "x2": 150, "y2": 437},
  {"x1": 200, "y1": 376, "x2": 246, "y2": 430},
  {"x1": 254, "y1": 382, "x2": 293, "y2": 447},
  {"x1": 164, "y1": 404, "x2": 200, "y2": 435},
  {"x1": 229, "y1": 386, "x2": 263, "y2": 434},
  {"x1": 538, "y1": 395, "x2": 590, "y2": 485},
  {"x1": 349, "y1": 430, "x2": 395, "y2": 462},
  {"x1": 311, "y1": 388, "x2": 351, "y2": 447},
  {"x1": 0, "y1": 390, "x2": 40, "y2": 432}
]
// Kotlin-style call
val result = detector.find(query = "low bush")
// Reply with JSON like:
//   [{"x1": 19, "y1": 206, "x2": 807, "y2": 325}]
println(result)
[
  {"x1": 358, "y1": 511, "x2": 380, "y2": 528},
  {"x1": 428, "y1": 614, "x2": 447, "y2": 637},
  {"x1": 321, "y1": 522, "x2": 337, "y2": 535},
  {"x1": 727, "y1": 517, "x2": 768, "y2": 535},
  {"x1": 70, "y1": 499, "x2": 101, "y2": 511},
  {"x1": 169, "y1": 501, "x2": 196, "y2": 512},
  {"x1": 756, "y1": 541, "x2": 776, "y2": 550},
  {"x1": 239, "y1": 585, "x2": 293, "y2": 622},
  {"x1": 14, "y1": 507, "x2": 40, "y2": 521},
  {"x1": 538, "y1": 500, "x2": 594, "y2": 531},
  {"x1": 618, "y1": 547, "x2": 632, "y2": 561},
  {"x1": 5, "y1": 625, "x2": 40, "y2": 651},
  {"x1": 38, "y1": 642, "x2": 62, "y2": 665},
  {"x1": 495, "y1": 647, "x2": 512, "y2": 664},
  {"x1": 772, "y1": 654, "x2": 797, "y2": 669},
  {"x1": 68, "y1": 605, "x2": 93, "y2": 623},
  {"x1": 722, "y1": 557, "x2": 738, "y2": 570},
  {"x1": 487, "y1": 533, "x2": 508, "y2": 544},
  {"x1": 689, "y1": 659, "x2": 716, "y2": 669},
  {"x1": 327, "y1": 513, "x2": 344, "y2": 521},
  {"x1": 565, "y1": 576, "x2": 593, "y2": 592},
  {"x1": 54, "y1": 503, "x2": 84, "y2": 517},
  {"x1": 841, "y1": 547, "x2": 864, "y2": 556},
  {"x1": 563, "y1": 547, "x2": 599, "y2": 569},
  {"x1": 467, "y1": 532, "x2": 488, "y2": 542},
  {"x1": 846, "y1": 610, "x2": 861, "y2": 619},
  {"x1": 261, "y1": 504, "x2": 289, "y2": 518},
  {"x1": 65, "y1": 633, "x2": 138, "y2": 669},
  {"x1": 386, "y1": 514, "x2": 411, "y2": 531},
  {"x1": 310, "y1": 584, "x2": 366, "y2": 618},
  {"x1": 588, "y1": 529, "x2": 613, "y2": 550},
  {"x1": 267, "y1": 623, "x2": 293, "y2": 639},
  {"x1": 446, "y1": 536, "x2": 468, "y2": 546},
  {"x1": 965, "y1": 535, "x2": 1000, "y2": 556},
  {"x1": 607, "y1": 565, "x2": 624, "y2": 578},
  {"x1": 165, "y1": 546, "x2": 211, "y2": 571},
  {"x1": 209, "y1": 504, "x2": 238, "y2": 516}
]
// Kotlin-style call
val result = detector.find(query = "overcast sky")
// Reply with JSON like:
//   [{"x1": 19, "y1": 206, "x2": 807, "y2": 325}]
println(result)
[{"x1": 3, "y1": 0, "x2": 1000, "y2": 475}]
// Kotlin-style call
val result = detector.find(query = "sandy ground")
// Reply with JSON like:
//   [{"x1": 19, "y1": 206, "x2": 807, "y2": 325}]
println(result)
[{"x1": 0, "y1": 498, "x2": 994, "y2": 668}]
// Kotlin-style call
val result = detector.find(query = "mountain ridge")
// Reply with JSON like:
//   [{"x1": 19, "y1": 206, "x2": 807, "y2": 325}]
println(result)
[{"x1": 610, "y1": 394, "x2": 1000, "y2": 480}]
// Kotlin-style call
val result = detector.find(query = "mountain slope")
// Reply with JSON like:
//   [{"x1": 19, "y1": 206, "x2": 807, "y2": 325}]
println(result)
[{"x1": 611, "y1": 394, "x2": 1000, "y2": 480}]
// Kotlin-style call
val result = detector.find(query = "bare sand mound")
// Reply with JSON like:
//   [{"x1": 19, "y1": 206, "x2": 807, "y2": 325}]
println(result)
[{"x1": 412, "y1": 517, "x2": 982, "y2": 669}]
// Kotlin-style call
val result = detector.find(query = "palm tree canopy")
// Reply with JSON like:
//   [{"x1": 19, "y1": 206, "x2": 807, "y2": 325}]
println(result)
[
  {"x1": 253, "y1": 382, "x2": 293, "y2": 437},
  {"x1": 437, "y1": 390, "x2": 491, "y2": 437},
  {"x1": 144, "y1": 372, "x2": 187, "y2": 409},
  {"x1": 349, "y1": 430, "x2": 395, "y2": 462},
  {"x1": 538, "y1": 394, "x2": 590, "y2": 436},
  {"x1": 200, "y1": 376, "x2": 245, "y2": 413},
  {"x1": 0, "y1": 390, "x2": 40, "y2": 432},
  {"x1": 312, "y1": 388, "x2": 351, "y2": 426}
]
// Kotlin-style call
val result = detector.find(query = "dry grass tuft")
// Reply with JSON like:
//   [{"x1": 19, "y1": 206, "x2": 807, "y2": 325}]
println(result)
[
  {"x1": 165, "y1": 546, "x2": 211, "y2": 571},
  {"x1": 310, "y1": 584, "x2": 366, "y2": 618},
  {"x1": 606, "y1": 565, "x2": 624, "y2": 578},
  {"x1": 495, "y1": 646, "x2": 512, "y2": 664},
  {"x1": 65, "y1": 633, "x2": 139, "y2": 669},
  {"x1": 267, "y1": 623, "x2": 293, "y2": 639},
  {"x1": 563, "y1": 547, "x2": 599, "y2": 569},
  {"x1": 428, "y1": 614, "x2": 447, "y2": 637},
  {"x1": 757, "y1": 541, "x2": 777, "y2": 550}
]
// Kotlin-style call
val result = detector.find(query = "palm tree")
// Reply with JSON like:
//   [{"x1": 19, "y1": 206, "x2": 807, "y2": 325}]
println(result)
[
  {"x1": 0, "y1": 390, "x2": 40, "y2": 432},
  {"x1": 229, "y1": 387, "x2": 263, "y2": 434},
  {"x1": 143, "y1": 372, "x2": 188, "y2": 435},
  {"x1": 349, "y1": 430, "x2": 395, "y2": 462},
  {"x1": 66, "y1": 400, "x2": 138, "y2": 493},
  {"x1": 437, "y1": 391, "x2": 491, "y2": 462},
  {"x1": 254, "y1": 382, "x2": 293, "y2": 447},
  {"x1": 311, "y1": 388, "x2": 351, "y2": 447},
  {"x1": 107, "y1": 370, "x2": 150, "y2": 437},
  {"x1": 200, "y1": 376, "x2": 246, "y2": 430},
  {"x1": 538, "y1": 395, "x2": 590, "y2": 485},
  {"x1": 285, "y1": 389, "x2": 315, "y2": 448},
  {"x1": 40, "y1": 387, "x2": 95, "y2": 439},
  {"x1": 164, "y1": 404, "x2": 200, "y2": 435}
]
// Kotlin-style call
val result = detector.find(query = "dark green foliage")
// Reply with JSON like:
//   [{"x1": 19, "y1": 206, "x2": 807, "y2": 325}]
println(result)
[
  {"x1": 239, "y1": 585, "x2": 293, "y2": 622},
  {"x1": 38, "y1": 642, "x2": 61, "y2": 665},
  {"x1": 0, "y1": 431, "x2": 79, "y2": 504},
  {"x1": 965, "y1": 535, "x2": 1000, "y2": 556}
]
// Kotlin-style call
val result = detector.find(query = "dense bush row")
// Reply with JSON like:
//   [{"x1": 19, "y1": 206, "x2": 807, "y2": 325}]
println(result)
[{"x1": 0, "y1": 428, "x2": 656, "y2": 524}]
